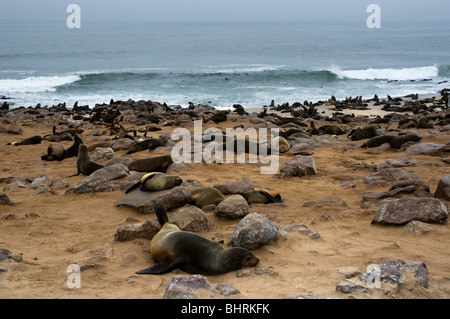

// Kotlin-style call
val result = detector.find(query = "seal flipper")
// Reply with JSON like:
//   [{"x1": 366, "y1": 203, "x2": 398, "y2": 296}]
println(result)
[
  {"x1": 125, "y1": 181, "x2": 141, "y2": 194},
  {"x1": 136, "y1": 257, "x2": 184, "y2": 275},
  {"x1": 152, "y1": 201, "x2": 169, "y2": 226},
  {"x1": 260, "y1": 190, "x2": 282, "y2": 203}
]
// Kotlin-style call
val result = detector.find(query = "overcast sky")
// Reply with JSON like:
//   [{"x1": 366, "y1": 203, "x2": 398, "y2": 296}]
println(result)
[{"x1": 1, "y1": 0, "x2": 449, "y2": 22}]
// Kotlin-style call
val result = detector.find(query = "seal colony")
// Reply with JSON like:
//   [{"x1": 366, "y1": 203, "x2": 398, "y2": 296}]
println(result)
[{"x1": 0, "y1": 91, "x2": 449, "y2": 299}]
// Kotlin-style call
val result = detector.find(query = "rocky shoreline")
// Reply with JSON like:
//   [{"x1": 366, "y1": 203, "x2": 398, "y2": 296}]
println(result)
[{"x1": 0, "y1": 92, "x2": 449, "y2": 299}]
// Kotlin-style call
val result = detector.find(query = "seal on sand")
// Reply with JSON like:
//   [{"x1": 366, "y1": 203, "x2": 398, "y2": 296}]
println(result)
[
  {"x1": 41, "y1": 144, "x2": 66, "y2": 161},
  {"x1": 186, "y1": 185, "x2": 226, "y2": 208},
  {"x1": 127, "y1": 155, "x2": 173, "y2": 173},
  {"x1": 240, "y1": 189, "x2": 282, "y2": 204},
  {"x1": 360, "y1": 134, "x2": 421, "y2": 149},
  {"x1": 7, "y1": 135, "x2": 42, "y2": 146},
  {"x1": 67, "y1": 144, "x2": 104, "y2": 177},
  {"x1": 125, "y1": 136, "x2": 168, "y2": 155},
  {"x1": 136, "y1": 201, "x2": 259, "y2": 275},
  {"x1": 125, "y1": 172, "x2": 182, "y2": 194}
]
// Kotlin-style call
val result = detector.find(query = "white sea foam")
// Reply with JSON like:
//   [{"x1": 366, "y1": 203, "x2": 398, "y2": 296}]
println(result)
[
  {"x1": 330, "y1": 65, "x2": 439, "y2": 81},
  {"x1": 202, "y1": 64, "x2": 285, "y2": 74},
  {"x1": 0, "y1": 75, "x2": 81, "y2": 93}
]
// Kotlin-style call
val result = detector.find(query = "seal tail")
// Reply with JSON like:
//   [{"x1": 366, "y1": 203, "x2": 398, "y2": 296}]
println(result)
[
  {"x1": 152, "y1": 201, "x2": 169, "y2": 226},
  {"x1": 125, "y1": 181, "x2": 141, "y2": 194}
]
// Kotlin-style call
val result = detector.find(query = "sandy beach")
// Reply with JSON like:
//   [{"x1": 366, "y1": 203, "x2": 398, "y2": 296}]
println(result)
[{"x1": 0, "y1": 97, "x2": 449, "y2": 300}]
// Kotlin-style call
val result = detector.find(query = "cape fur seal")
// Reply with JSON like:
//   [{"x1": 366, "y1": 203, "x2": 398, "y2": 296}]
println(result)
[
  {"x1": 186, "y1": 185, "x2": 225, "y2": 208},
  {"x1": 125, "y1": 136, "x2": 168, "y2": 155},
  {"x1": 347, "y1": 125, "x2": 380, "y2": 141},
  {"x1": 7, "y1": 135, "x2": 42, "y2": 146},
  {"x1": 240, "y1": 189, "x2": 282, "y2": 204},
  {"x1": 203, "y1": 110, "x2": 230, "y2": 124},
  {"x1": 360, "y1": 134, "x2": 421, "y2": 149},
  {"x1": 127, "y1": 155, "x2": 173, "y2": 173},
  {"x1": 67, "y1": 144, "x2": 104, "y2": 177},
  {"x1": 65, "y1": 133, "x2": 84, "y2": 158},
  {"x1": 41, "y1": 144, "x2": 66, "y2": 161},
  {"x1": 136, "y1": 201, "x2": 259, "y2": 275},
  {"x1": 125, "y1": 172, "x2": 182, "y2": 194}
]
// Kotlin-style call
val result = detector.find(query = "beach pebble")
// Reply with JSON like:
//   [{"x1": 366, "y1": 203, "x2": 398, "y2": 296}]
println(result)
[
  {"x1": 66, "y1": 163, "x2": 130, "y2": 194},
  {"x1": 214, "y1": 195, "x2": 249, "y2": 219},
  {"x1": 372, "y1": 197, "x2": 448, "y2": 225},
  {"x1": 434, "y1": 175, "x2": 450, "y2": 201},
  {"x1": 163, "y1": 275, "x2": 215, "y2": 299},
  {"x1": 227, "y1": 212, "x2": 279, "y2": 250}
]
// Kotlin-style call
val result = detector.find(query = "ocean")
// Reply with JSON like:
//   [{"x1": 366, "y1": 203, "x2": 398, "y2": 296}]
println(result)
[{"x1": 1, "y1": 20, "x2": 449, "y2": 109}]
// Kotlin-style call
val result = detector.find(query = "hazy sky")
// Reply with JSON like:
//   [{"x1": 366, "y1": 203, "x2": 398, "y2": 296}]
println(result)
[{"x1": 1, "y1": 0, "x2": 449, "y2": 22}]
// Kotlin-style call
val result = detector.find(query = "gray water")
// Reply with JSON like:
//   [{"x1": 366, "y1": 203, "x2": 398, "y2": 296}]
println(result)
[{"x1": 1, "y1": 20, "x2": 449, "y2": 108}]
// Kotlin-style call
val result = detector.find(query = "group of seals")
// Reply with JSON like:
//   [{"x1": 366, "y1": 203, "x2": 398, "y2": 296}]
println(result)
[
  {"x1": 41, "y1": 133, "x2": 84, "y2": 162},
  {"x1": 136, "y1": 201, "x2": 259, "y2": 275}
]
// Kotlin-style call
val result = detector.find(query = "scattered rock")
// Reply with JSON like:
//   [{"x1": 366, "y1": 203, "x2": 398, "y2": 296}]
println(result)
[
  {"x1": 30, "y1": 176, "x2": 51, "y2": 189},
  {"x1": 89, "y1": 147, "x2": 115, "y2": 161},
  {"x1": 169, "y1": 205, "x2": 216, "y2": 232},
  {"x1": 279, "y1": 156, "x2": 317, "y2": 178},
  {"x1": 376, "y1": 157, "x2": 431, "y2": 169},
  {"x1": 166, "y1": 162, "x2": 196, "y2": 174},
  {"x1": 213, "y1": 178, "x2": 254, "y2": 195},
  {"x1": 50, "y1": 179, "x2": 70, "y2": 190},
  {"x1": 403, "y1": 220, "x2": 439, "y2": 235},
  {"x1": 311, "y1": 214, "x2": 334, "y2": 224},
  {"x1": 214, "y1": 195, "x2": 250, "y2": 219},
  {"x1": 434, "y1": 175, "x2": 450, "y2": 201},
  {"x1": 0, "y1": 249, "x2": 23, "y2": 262},
  {"x1": 227, "y1": 212, "x2": 279, "y2": 250},
  {"x1": 405, "y1": 142, "x2": 445, "y2": 155},
  {"x1": 362, "y1": 185, "x2": 415, "y2": 203},
  {"x1": 282, "y1": 224, "x2": 321, "y2": 240},
  {"x1": 7, "y1": 125, "x2": 22, "y2": 135},
  {"x1": 215, "y1": 283, "x2": 240, "y2": 296},
  {"x1": 337, "y1": 267, "x2": 363, "y2": 279},
  {"x1": 303, "y1": 197, "x2": 347, "y2": 208},
  {"x1": 111, "y1": 138, "x2": 135, "y2": 151},
  {"x1": 163, "y1": 275, "x2": 215, "y2": 299},
  {"x1": 0, "y1": 193, "x2": 14, "y2": 206},
  {"x1": 114, "y1": 218, "x2": 161, "y2": 242},
  {"x1": 114, "y1": 186, "x2": 191, "y2": 214},
  {"x1": 372, "y1": 197, "x2": 448, "y2": 225},
  {"x1": 66, "y1": 163, "x2": 131, "y2": 194}
]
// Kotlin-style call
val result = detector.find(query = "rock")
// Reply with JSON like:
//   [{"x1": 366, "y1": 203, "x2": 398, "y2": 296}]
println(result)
[
  {"x1": 361, "y1": 168, "x2": 424, "y2": 189},
  {"x1": 50, "y1": 179, "x2": 70, "y2": 190},
  {"x1": 337, "y1": 259, "x2": 428, "y2": 295},
  {"x1": 114, "y1": 186, "x2": 191, "y2": 214},
  {"x1": 215, "y1": 284, "x2": 240, "y2": 296},
  {"x1": 279, "y1": 156, "x2": 317, "y2": 178},
  {"x1": 114, "y1": 218, "x2": 161, "y2": 242},
  {"x1": 362, "y1": 185, "x2": 415, "y2": 203},
  {"x1": 213, "y1": 178, "x2": 254, "y2": 195},
  {"x1": 372, "y1": 198, "x2": 448, "y2": 225},
  {"x1": 377, "y1": 157, "x2": 430, "y2": 169},
  {"x1": 215, "y1": 195, "x2": 250, "y2": 219},
  {"x1": 283, "y1": 224, "x2": 321, "y2": 240},
  {"x1": 434, "y1": 175, "x2": 450, "y2": 201},
  {"x1": 65, "y1": 163, "x2": 130, "y2": 194},
  {"x1": 3, "y1": 179, "x2": 28, "y2": 191},
  {"x1": 31, "y1": 186, "x2": 55, "y2": 196},
  {"x1": 0, "y1": 193, "x2": 14, "y2": 206},
  {"x1": 111, "y1": 138, "x2": 135, "y2": 151},
  {"x1": 311, "y1": 214, "x2": 334, "y2": 224},
  {"x1": 169, "y1": 205, "x2": 216, "y2": 232},
  {"x1": 163, "y1": 275, "x2": 215, "y2": 299},
  {"x1": 337, "y1": 267, "x2": 363, "y2": 279},
  {"x1": 7, "y1": 125, "x2": 22, "y2": 135},
  {"x1": 166, "y1": 162, "x2": 196, "y2": 174},
  {"x1": 105, "y1": 156, "x2": 133, "y2": 167},
  {"x1": 30, "y1": 176, "x2": 51, "y2": 189},
  {"x1": 405, "y1": 142, "x2": 444, "y2": 155},
  {"x1": 0, "y1": 249, "x2": 23, "y2": 262},
  {"x1": 227, "y1": 212, "x2": 279, "y2": 250},
  {"x1": 89, "y1": 147, "x2": 115, "y2": 161},
  {"x1": 403, "y1": 221, "x2": 439, "y2": 235}
]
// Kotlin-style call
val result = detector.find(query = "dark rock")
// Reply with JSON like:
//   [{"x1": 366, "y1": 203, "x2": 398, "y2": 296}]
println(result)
[
  {"x1": 215, "y1": 283, "x2": 240, "y2": 296},
  {"x1": 372, "y1": 198, "x2": 448, "y2": 225},
  {"x1": 0, "y1": 249, "x2": 23, "y2": 262},
  {"x1": 362, "y1": 185, "x2": 415, "y2": 202},
  {"x1": 114, "y1": 186, "x2": 191, "y2": 214},
  {"x1": 434, "y1": 175, "x2": 450, "y2": 201},
  {"x1": 279, "y1": 156, "x2": 317, "y2": 178},
  {"x1": 0, "y1": 193, "x2": 14, "y2": 206},
  {"x1": 311, "y1": 214, "x2": 334, "y2": 224},
  {"x1": 227, "y1": 212, "x2": 279, "y2": 250}
]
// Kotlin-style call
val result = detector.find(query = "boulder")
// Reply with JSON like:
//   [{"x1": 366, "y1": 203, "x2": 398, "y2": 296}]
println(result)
[
  {"x1": 163, "y1": 275, "x2": 215, "y2": 299},
  {"x1": 114, "y1": 186, "x2": 191, "y2": 214},
  {"x1": 0, "y1": 193, "x2": 14, "y2": 206},
  {"x1": 405, "y1": 142, "x2": 444, "y2": 155},
  {"x1": 169, "y1": 205, "x2": 216, "y2": 232},
  {"x1": 403, "y1": 221, "x2": 439, "y2": 235},
  {"x1": 372, "y1": 198, "x2": 448, "y2": 225},
  {"x1": 214, "y1": 195, "x2": 250, "y2": 219},
  {"x1": 114, "y1": 218, "x2": 161, "y2": 242},
  {"x1": 66, "y1": 163, "x2": 130, "y2": 194},
  {"x1": 227, "y1": 212, "x2": 279, "y2": 250},
  {"x1": 279, "y1": 156, "x2": 317, "y2": 179},
  {"x1": 434, "y1": 175, "x2": 450, "y2": 201},
  {"x1": 89, "y1": 147, "x2": 115, "y2": 161}
]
